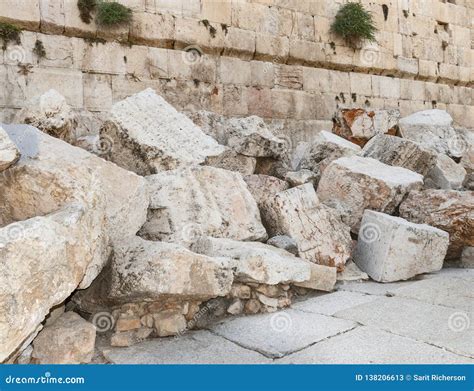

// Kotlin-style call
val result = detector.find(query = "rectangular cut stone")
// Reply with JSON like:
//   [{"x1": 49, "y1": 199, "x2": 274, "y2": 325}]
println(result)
[
  {"x1": 354, "y1": 210, "x2": 449, "y2": 282},
  {"x1": 293, "y1": 264, "x2": 337, "y2": 292}
]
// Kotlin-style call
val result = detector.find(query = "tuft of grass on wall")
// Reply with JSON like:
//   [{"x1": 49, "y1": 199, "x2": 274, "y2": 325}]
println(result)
[
  {"x1": 330, "y1": 3, "x2": 377, "y2": 46},
  {"x1": 0, "y1": 22, "x2": 21, "y2": 50},
  {"x1": 78, "y1": 0, "x2": 97, "y2": 24},
  {"x1": 96, "y1": 1, "x2": 132, "y2": 27}
]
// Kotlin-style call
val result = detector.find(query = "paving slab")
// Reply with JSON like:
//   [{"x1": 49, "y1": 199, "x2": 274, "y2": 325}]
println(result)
[
  {"x1": 392, "y1": 276, "x2": 473, "y2": 312},
  {"x1": 100, "y1": 330, "x2": 270, "y2": 364},
  {"x1": 277, "y1": 326, "x2": 473, "y2": 364},
  {"x1": 420, "y1": 267, "x2": 474, "y2": 281},
  {"x1": 209, "y1": 309, "x2": 357, "y2": 358},
  {"x1": 335, "y1": 297, "x2": 473, "y2": 358},
  {"x1": 292, "y1": 291, "x2": 377, "y2": 316},
  {"x1": 336, "y1": 279, "x2": 416, "y2": 296}
]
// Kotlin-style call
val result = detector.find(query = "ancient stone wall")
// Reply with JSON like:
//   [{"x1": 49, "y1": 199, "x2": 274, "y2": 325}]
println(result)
[{"x1": 0, "y1": 0, "x2": 472, "y2": 144}]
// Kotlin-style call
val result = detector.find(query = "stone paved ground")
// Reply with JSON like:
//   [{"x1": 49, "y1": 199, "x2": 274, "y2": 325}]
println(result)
[{"x1": 98, "y1": 268, "x2": 473, "y2": 364}]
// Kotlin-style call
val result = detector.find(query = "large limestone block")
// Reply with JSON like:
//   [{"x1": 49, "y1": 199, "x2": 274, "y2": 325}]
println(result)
[
  {"x1": 354, "y1": 210, "x2": 449, "y2": 282},
  {"x1": 243, "y1": 174, "x2": 289, "y2": 208},
  {"x1": 317, "y1": 156, "x2": 424, "y2": 231},
  {"x1": 15, "y1": 90, "x2": 77, "y2": 143},
  {"x1": 261, "y1": 184, "x2": 352, "y2": 270},
  {"x1": 140, "y1": 166, "x2": 267, "y2": 243},
  {"x1": 189, "y1": 110, "x2": 286, "y2": 158},
  {"x1": 425, "y1": 154, "x2": 467, "y2": 190},
  {"x1": 32, "y1": 312, "x2": 96, "y2": 364},
  {"x1": 0, "y1": 126, "x2": 19, "y2": 171},
  {"x1": 205, "y1": 148, "x2": 256, "y2": 175},
  {"x1": 75, "y1": 237, "x2": 234, "y2": 308},
  {"x1": 333, "y1": 108, "x2": 400, "y2": 147},
  {"x1": 361, "y1": 134, "x2": 437, "y2": 176},
  {"x1": 299, "y1": 130, "x2": 361, "y2": 177},
  {"x1": 399, "y1": 190, "x2": 474, "y2": 259},
  {"x1": 294, "y1": 264, "x2": 337, "y2": 292},
  {"x1": 398, "y1": 109, "x2": 461, "y2": 158},
  {"x1": 100, "y1": 89, "x2": 224, "y2": 175},
  {"x1": 191, "y1": 237, "x2": 311, "y2": 285}
]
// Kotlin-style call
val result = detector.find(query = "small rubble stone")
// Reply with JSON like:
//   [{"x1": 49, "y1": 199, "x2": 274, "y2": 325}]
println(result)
[
  {"x1": 354, "y1": 210, "x2": 449, "y2": 282},
  {"x1": 284, "y1": 169, "x2": 317, "y2": 187},
  {"x1": 111, "y1": 328, "x2": 153, "y2": 347},
  {"x1": 0, "y1": 127, "x2": 20, "y2": 172},
  {"x1": 337, "y1": 261, "x2": 369, "y2": 282},
  {"x1": 425, "y1": 154, "x2": 466, "y2": 190},
  {"x1": 267, "y1": 235, "x2": 299, "y2": 256},
  {"x1": 294, "y1": 264, "x2": 337, "y2": 292},
  {"x1": 229, "y1": 284, "x2": 252, "y2": 299},
  {"x1": 32, "y1": 312, "x2": 96, "y2": 364},
  {"x1": 227, "y1": 299, "x2": 244, "y2": 315},
  {"x1": 153, "y1": 310, "x2": 187, "y2": 337},
  {"x1": 244, "y1": 299, "x2": 262, "y2": 314},
  {"x1": 115, "y1": 317, "x2": 142, "y2": 332},
  {"x1": 205, "y1": 148, "x2": 256, "y2": 175}
]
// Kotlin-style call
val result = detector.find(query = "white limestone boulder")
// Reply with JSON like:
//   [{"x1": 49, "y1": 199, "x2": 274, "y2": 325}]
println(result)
[
  {"x1": 398, "y1": 109, "x2": 461, "y2": 158},
  {"x1": 100, "y1": 89, "x2": 224, "y2": 175},
  {"x1": 317, "y1": 156, "x2": 424, "y2": 231},
  {"x1": 15, "y1": 89, "x2": 77, "y2": 143},
  {"x1": 190, "y1": 237, "x2": 311, "y2": 285},
  {"x1": 261, "y1": 184, "x2": 352, "y2": 270},
  {"x1": 243, "y1": 174, "x2": 290, "y2": 208},
  {"x1": 425, "y1": 153, "x2": 467, "y2": 190},
  {"x1": 0, "y1": 126, "x2": 20, "y2": 172},
  {"x1": 140, "y1": 166, "x2": 267, "y2": 243},
  {"x1": 284, "y1": 169, "x2": 317, "y2": 187},
  {"x1": 361, "y1": 134, "x2": 437, "y2": 176},
  {"x1": 354, "y1": 210, "x2": 449, "y2": 282}
]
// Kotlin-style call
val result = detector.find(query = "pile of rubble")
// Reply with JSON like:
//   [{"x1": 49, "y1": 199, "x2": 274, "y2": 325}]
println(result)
[{"x1": 0, "y1": 89, "x2": 472, "y2": 364}]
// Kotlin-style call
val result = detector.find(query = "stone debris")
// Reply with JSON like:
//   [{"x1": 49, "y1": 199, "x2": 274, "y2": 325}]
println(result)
[
  {"x1": 261, "y1": 183, "x2": 352, "y2": 270},
  {"x1": 460, "y1": 148, "x2": 474, "y2": 190},
  {"x1": 398, "y1": 109, "x2": 462, "y2": 158},
  {"x1": 266, "y1": 235, "x2": 298, "y2": 256},
  {"x1": 333, "y1": 108, "x2": 400, "y2": 147},
  {"x1": 15, "y1": 90, "x2": 77, "y2": 143},
  {"x1": 294, "y1": 263, "x2": 337, "y2": 292},
  {"x1": 425, "y1": 153, "x2": 467, "y2": 190},
  {"x1": 354, "y1": 210, "x2": 449, "y2": 282},
  {"x1": 243, "y1": 174, "x2": 289, "y2": 208},
  {"x1": 361, "y1": 134, "x2": 437, "y2": 176},
  {"x1": 32, "y1": 312, "x2": 96, "y2": 364},
  {"x1": 205, "y1": 147, "x2": 256, "y2": 175},
  {"x1": 336, "y1": 260, "x2": 369, "y2": 282},
  {"x1": 284, "y1": 169, "x2": 317, "y2": 187},
  {"x1": 100, "y1": 89, "x2": 224, "y2": 175},
  {"x1": 140, "y1": 166, "x2": 267, "y2": 243},
  {"x1": 317, "y1": 156, "x2": 424, "y2": 231},
  {"x1": 399, "y1": 189, "x2": 474, "y2": 260},
  {"x1": 0, "y1": 126, "x2": 20, "y2": 172}
]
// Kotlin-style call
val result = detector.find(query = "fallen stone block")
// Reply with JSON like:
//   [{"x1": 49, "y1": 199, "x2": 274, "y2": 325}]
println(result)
[
  {"x1": 294, "y1": 263, "x2": 337, "y2": 292},
  {"x1": 399, "y1": 189, "x2": 474, "y2": 259},
  {"x1": 317, "y1": 156, "x2": 423, "y2": 231},
  {"x1": 284, "y1": 169, "x2": 317, "y2": 187},
  {"x1": 100, "y1": 89, "x2": 224, "y2": 175},
  {"x1": 361, "y1": 134, "x2": 436, "y2": 176},
  {"x1": 205, "y1": 147, "x2": 256, "y2": 175},
  {"x1": 0, "y1": 126, "x2": 20, "y2": 172},
  {"x1": 266, "y1": 235, "x2": 298, "y2": 256},
  {"x1": 425, "y1": 153, "x2": 466, "y2": 190},
  {"x1": 354, "y1": 210, "x2": 449, "y2": 282},
  {"x1": 140, "y1": 166, "x2": 267, "y2": 243},
  {"x1": 243, "y1": 174, "x2": 290, "y2": 209},
  {"x1": 261, "y1": 184, "x2": 352, "y2": 270},
  {"x1": 333, "y1": 108, "x2": 400, "y2": 147},
  {"x1": 32, "y1": 312, "x2": 96, "y2": 364}
]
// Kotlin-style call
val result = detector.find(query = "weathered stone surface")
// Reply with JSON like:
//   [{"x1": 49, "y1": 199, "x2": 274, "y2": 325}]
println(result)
[
  {"x1": 140, "y1": 166, "x2": 267, "y2": 243},
  {"x1": 299, "y1": 131, "x2": 361, "y2": 177},
  {"x1": 190, "y1": 110, "x2": 285, "y2": 158},
  {"x1": 75, "y1": 237, "x2": 234, "y2": 309},
  {"x1": 32, "y1": 312, "x2": 96, "y2": 364},
  {"x1": 460, "y1": 247, "x2": 474, "y2": 268},
  {"x1": 153, "y1": 310, "x2": 187, "y2": 337},
  {"x1": 337, "y1": 260, "x2": 369, "y2": 282},
  {"x1": 205, "y1": 148, "x2": 256, "y2": 175},
  {"x1": 266, "y1": 235, "x2": 298, "y2": 256},
  {"x1": 15, "y1": 90, "x2": 77, "y2": 143},
  {"x1": 333, "y1": 109, "x2": 400, "y2": 147},
  {"x1": 261, "y1": 184, "x2": 352, "y2": 270},
  {"x1": 210, "y1": 309, "x2": 356, "y2": 358},
  {"x1": 243, "y1": 174, "x2": 289, "y2": 208},
  {"x1": 191, "y1": 237, "x2": 311, "y2": 285},
  {"x1": 399, "y1": 190, "x2": 474, "y2": 260},
  {"x1": 461, "y1": 149, "x2": 474, "y2": 190},
  {"x1": 317, "y1": 156, "x2": 423, "y2": 231},
  {"x1": 398, "y1": 109, "x2": 462, "y2": 158},
  {"x1": 361, "y1": 134, "x2": 437, "y2": 176},
  {"x1": 284, "y1": 169, "x2": 317, "y2": 187},
  {"x1": 100, "y1": 89, "x2": 224, "y2": 175},
  {"x1": 425, "y1": 154, "x2": 467, "y2": 190},
  {"x1": 293, "y1": 264, "x2": 337, "y2": 292},
  {"x1": 254, "y1": 156, "x2": 292, "y2": 180},
  {"x1": 354, "y1": 210, "x2": 449, "y2": 282},
  {"x1": 0, "y1": 126, "x2": 20, "y2": 171},
  {"x1": 111, "y1": 328, "x2": 153, "y2": 347}
]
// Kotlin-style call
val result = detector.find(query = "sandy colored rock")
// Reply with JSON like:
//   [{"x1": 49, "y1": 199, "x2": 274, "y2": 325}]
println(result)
[
  {"x1": 399, "y1": 189, "x2": 474, "y2": 259},
  {"x1": 0, "y1": 126, "x2": 20, "y2": 172},
  {"x1": 425, "y1": 154, "x2": 466, "y2": 190},
  {"x1": 32, "y1": 312, "x2": 96, "y2": 364},
  {"x1": 361, "y1": 134, "x2": 437, "y2": 176},
  {"x1": 111, "y1": 328, "x2": 153, "y2": 347},
  {"x1": 100, "y1": 89, "x2": 224, "y2": 175},
  {"x1": 153, "y1": 310, "x2": 187, "y2": 337},
  {"x1": 284, "y1": 169, "x2": 317, "y2": 187},
  {"x1": 205, "y1": 148, "x2": 256, "y2": 175},
  {"x1": 261, "y1": 184, "x2": 352, "y2": 270},
  {"x1": 317, "y1": 156, "x2": 423, "y2": 231},
  {"x1": 333, "y1": 108, "x2": 400, "y2": 147},
  {"x1": 294, "y1": 264, "x2": 337, "y2": 291},
  {"x1": 267, "y1": 235, "x2": 298, "y2": 256},
  {"x1": 243, "y1": 174, "x2": 289, "y2": 208},
  {"x1": 354, "y1": 210, "x2": 449, "y2": 282},
  {"x1": 140, "y1": 166, "x2": 267, "y2": 243}
]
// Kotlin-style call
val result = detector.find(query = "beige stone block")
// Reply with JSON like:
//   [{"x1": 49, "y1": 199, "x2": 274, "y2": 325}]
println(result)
[
  {"x1": 0, "y1": 65, "x2": 27, "y2": 108},
  {"x1": 111, "y1": 75, "x2": 162, "y2": 102},
  {"x1": 288, "y1": 39, "x2": 325, "y2": 65},
  {"x1": 255, "y1": 34, "x2": 289, "y2": 63},
  {"x1": 219, "y1": 56, "x2": 251, "y2": 85},
  {"x1": 302, "y1": 67, "x2": 330, "y2": 92},
  {"x1": 313, "y1": 15, "x2": 331, "y2": 42},
  {"x1": 400, "y1": 79, "x2": 425, "y2": 101},
  {"x1": 247, "y1": 87, "x2": 272, "y2": 118},
  {"x1": 83, "y1": 73, "x2": 112, "y2": 111},
  {"x1": 83, "y1": 42, "x2": 126, "y2": 74},
  {"x1": 0, "y1": 0, "x2": 40, "y2": 29},
  {"x1": 182, "y1": 0, "x2": 201, "y2": 17},
  {"x1": 418, "y1": 59, "x2": 438, "y2": 81},
  {"x1": 36, "y1": 34, "x2": 74, "y2": 68},
  {"x1": 167, "y1": 50, "x2": 216, "y2": 83},
  {"x1": 315, "y1": 93, "x2": 338, "y2": 120},
  {"x1": 396, "y1": 56, "x2": 418, "y2": 76},
  {"x1": 328, "y1": 70, "x2": 350, "y2": 94},
  {"x1": 294, "y1": 91, "x2": 316, "y2": 120},
  {"x1": 371, "y1": 75, "x2": 400, "y2": 99},
  {"x1": 222, "y1": 27, "x2": 255, "y2": 61},
  {"x1": 174, "y1": 17, "x2": 225, "y2": 54},
  {"x1": 153, "y1": 0, "x2": 182, "y2": 14},
  {"x1": 439, "y1": 63, "x2": 460, "y2": 83},
  {"x1": 124, "y1": 45, "x2": 149, "y2": 78},
  {"x1": 130, "y1": 12, "x2": 175, "y2": 47},
  {"x1": 146, "y1": 47, "x2": 168, "y2": 79},
  {"x1": 39, "y1": 0, "x2": 65, "y2": 34},
  {"x1": 275, "y1": 65, "x2": 303, "y2": 89},
  {"x1": 458, "y1": 67, "x2": 470, "y2": 85},
  {"x1": 250, "y1": 61, "x2": 274, "y2": 88},
  {"x1": 222, "y1": 85, "x2": 248, "y2": 116},
  {"x1": 293, "y1": 12, "x2": 314, "y2": 41},
  {"x1": 200, "y1": 0, "x2": 232, "y2": 24},
  {"x1": 63, "y1": 0, "x2": 96, "y2": 37},
  {"x1": 271, "y1": 89, "x2": 295, "y2": 119},
  {"x1": 350, "y1": 73, "x2": 372, "y2": 96},
  {"x1": 438, "y1": 84, "x2": 454, "y2": 104}
]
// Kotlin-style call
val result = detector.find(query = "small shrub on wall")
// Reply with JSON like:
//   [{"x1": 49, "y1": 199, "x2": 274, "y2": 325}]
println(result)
[
  {"x1": 331, "y1": 3, "x2": 377, "y2": 47},
  {"x1": 96, "y1": 1, "x2": 132, "y2": 26}
]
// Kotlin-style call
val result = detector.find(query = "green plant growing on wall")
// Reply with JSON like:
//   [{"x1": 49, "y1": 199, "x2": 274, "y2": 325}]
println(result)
[
  {"x1": 330, "y1": 3, "x2": 377, "y2": 47},
  {"x1": 33, "y1": 39, "x2": 46, "y2": 58},
  {"x1": 0, "y1": 22, "x2": 21, "y2": 50},
  {"x1": 78, "y1": 0, "x2": 97, "y2": 24},
  {"x1": 96, "y1": 1, "x2": 132, "y2": 26}
]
